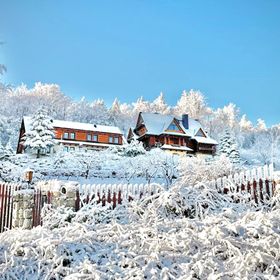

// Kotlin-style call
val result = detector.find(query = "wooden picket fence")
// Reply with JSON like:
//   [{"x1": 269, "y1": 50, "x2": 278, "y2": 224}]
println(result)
[
  {"x1": 0, "y1": 164, "x2": 277, "y2": 233},
  {"x1": 32, "y1": 188, "x2": 54, "y2": 227},
  {"x1": 207, "y1": 164, "x2": 275, "y2": 204},
  {"x1": 0, "y1": 183, "x2": 53, "y2": 232},
  {"x1": 78, "y1": 183, "x2": 164, "y2": 209},
  {"x1": 0, "y1": 183, "x2": 21, "y2": 233}
]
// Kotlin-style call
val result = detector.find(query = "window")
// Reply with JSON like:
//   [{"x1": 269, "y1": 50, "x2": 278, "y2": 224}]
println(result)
[
  {"x1": 87, "y1": 134, "x2": 91, "y2": 141},
  {"x1": 170, "y1": 137, "x2": 179, "y2": 145},
  {"x1": 63, "y1": 132, "x2": 69, "y2": 139},
  {"x1": 109, "y1": 136, "x2": 113, "y2": 143},
  {"x1": 114, "y1": 137, "x2": 119, "y2": 144},
  {"x1": 70, "y1": 132, "x2": 75, "y2": 140},
  {"x1": 167, "y1": 122, "x2": 179, "y2": 131},
  {"x1": 70, "y1": 147, "x2": 75, "y2": 151},
  {"x1": 93, "y1": 135, "x2": 98, "y2": 142},
  {"x1": 196, "y1": 129, "x2": 206, "y2": 137},
  {"x1": 64, "y1": 146, "x2": 69, "y2": 152}
]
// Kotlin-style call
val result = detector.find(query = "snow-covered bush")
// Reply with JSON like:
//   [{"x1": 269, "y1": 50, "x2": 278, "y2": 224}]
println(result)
[
  {"x1": 119, "y1": 139, "x2": 146, "y2": 157},
  {"x1": 178, "y1": 155, "x2": 234, "y2": 186},
  {"x1": 0, "y1": 181, "x2": 279, "y2": 279}
]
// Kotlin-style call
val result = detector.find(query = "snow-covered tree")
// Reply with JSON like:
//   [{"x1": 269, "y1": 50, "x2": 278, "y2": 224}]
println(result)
[
  {"x1": 151, "y1": 92, "x2": 170, "y2": 114},
  {"x1": 219, "y1": 130, "x2": 241, "y2": 165},
  {"x1": 0, "y1": 138, "x2": 5, "y2": 157},
  {"x1": 121, "y1": 139, "x2": 146, "y2": 157},
  {"x1": 207, "y1": 103, "x2": 240, "y2": 139},
  {"x1": 239, "y1": 114, "x2": 253, "y2": 132},
  {"x1": 256, "y1": 118, "x2": 267, "y2": 131},
  {"x1": 22, "y1": 107, "x2": 56, "y2": 158},
  {"x1": 178, "y1": 155, "x2": 233, "y2": 186},
  {"x1": 109, "y1": 98, "x2": 122, "y2": 125},
  {"x1": 133, "y1": 96, "x2": 151, "y2": 115},
  {"x1": 91, "y1": 99, "x2": 111, "y2": 125},
  {"x1": 174, "y1": 89, "x2": 207, "y2": 119}
]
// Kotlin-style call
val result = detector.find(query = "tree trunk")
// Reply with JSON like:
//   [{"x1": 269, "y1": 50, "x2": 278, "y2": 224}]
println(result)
[{"x1": 37, "y1": 149, "x2": 40, "y2": 158}]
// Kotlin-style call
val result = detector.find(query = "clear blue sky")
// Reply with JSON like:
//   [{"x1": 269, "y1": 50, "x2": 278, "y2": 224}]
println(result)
[{"x1": 0, "y1": 0, "x2": 279, "y2": 125}]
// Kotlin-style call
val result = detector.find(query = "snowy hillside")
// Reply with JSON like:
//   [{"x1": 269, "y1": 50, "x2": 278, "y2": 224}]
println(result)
[{"x1": 0, "y1": 83, "x2": 279, "y2": 167}]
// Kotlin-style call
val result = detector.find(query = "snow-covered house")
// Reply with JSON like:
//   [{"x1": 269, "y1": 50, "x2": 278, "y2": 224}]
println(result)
[
  {"x1": 17, "y1": 117, "x2": 124, "y2": 154},
  {"x1": 128, "y1": 112, "x2": 218, "y2": 156}
]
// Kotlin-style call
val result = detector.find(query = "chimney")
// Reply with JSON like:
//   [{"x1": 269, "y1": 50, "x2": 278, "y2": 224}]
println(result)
[{"x1": 182, "y1": 114, "x2": 189, "y2": 129}]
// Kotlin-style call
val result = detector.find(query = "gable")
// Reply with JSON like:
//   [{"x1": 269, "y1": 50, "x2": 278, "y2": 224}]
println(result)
[
  {"x1": 165, "y1": 119, "x2": 184, "y2": 133},
  {"x1": 127, "y1": 128, "x2": 135, "y2": 140},
  {"x1": 136, "y1": 114, "x2": 144, "y2": 128},
  {"x1": 195, "y1": 128, "x2": 207, "y2": 137}
]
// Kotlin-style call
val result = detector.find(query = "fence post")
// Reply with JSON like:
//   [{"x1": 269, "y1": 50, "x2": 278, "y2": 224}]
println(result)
[{"x1": 273, "y1": 171, "x2": 280, "y2": 196}]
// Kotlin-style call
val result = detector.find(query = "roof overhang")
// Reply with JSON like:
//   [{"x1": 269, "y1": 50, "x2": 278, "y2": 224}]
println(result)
[
  {"x1": 193, "y1": 136, "x2": 218, "y2": 145},
  {"x1": 161, "y1": 144, "x2": 193, "y2": 152}
]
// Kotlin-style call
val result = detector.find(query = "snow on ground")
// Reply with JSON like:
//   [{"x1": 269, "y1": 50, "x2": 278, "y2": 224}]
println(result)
[
  {"x1": 0, "y1": 147, "x2": 179, "y2": 186},
  {"x1": 1, "y1": 182, "x2": 280, "y2": 279}
]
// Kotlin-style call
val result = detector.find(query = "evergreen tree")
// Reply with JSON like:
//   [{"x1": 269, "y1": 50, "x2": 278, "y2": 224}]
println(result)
[
  {"x1": 120, "y1": 139, "x2": 146, "y2": 157},
  {"x1": 5, "y1": 141, "x2": 14, "y2": 155},
  {"x1": 22, "y1": 107, "x2": 56, "y2": 158},
  {"x1": 218, "y1": 129, "x2": 241, "y2": 165},
  {"x1": 109, "y1": 98, "x2": 121, "y2": 125},
  {"x1": 133, "y1": 96, "x2": 151, "y2": 114},
  {"x1": 0, "y1": 139, "x2": 5, "y2": 158}
]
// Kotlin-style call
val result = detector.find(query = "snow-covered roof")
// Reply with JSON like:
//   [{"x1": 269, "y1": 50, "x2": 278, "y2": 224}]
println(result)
[
  {"x1": 23, "y1": 117, "x2": 123, "y2": 135},
  {"x1": 161, "y1": 144, "x2": 193, "y2": 152},
  {"x1": 193, "y1": 136, "x2": 218, "y2": 145},
  {"x1": 140, "y1": 113, "x2": 175, "y2": 135},
  {"x1": 139, "y1": 112, "x2": 217, "y2": 144}
]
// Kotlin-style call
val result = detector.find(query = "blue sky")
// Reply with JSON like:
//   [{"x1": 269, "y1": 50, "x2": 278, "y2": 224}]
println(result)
[{"x1": 0, "y1": 0, "x2": 279, "y2": 125}]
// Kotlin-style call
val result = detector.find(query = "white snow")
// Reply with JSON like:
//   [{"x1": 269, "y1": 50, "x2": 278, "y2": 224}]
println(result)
[
  {"x1": 0, "y1": 179, "x2": 280, "y2": 279},
  {"x1": 193, "y1": 136, "x2": 218, "y2": 145},
  {"x1": 161, "y1": 144, "x2": 193, "y2": 151},
  {"x1": 24, "y1": 116, "x2": 123, "y2": 135}
]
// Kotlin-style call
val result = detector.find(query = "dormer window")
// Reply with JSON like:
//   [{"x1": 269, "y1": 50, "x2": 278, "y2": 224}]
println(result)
[
  {"x1": 195, "y1": 128, "x2": 206, "y2": 137},
  {"x1": 167, "y1": 122, "x2": 180, "y2": 131}
]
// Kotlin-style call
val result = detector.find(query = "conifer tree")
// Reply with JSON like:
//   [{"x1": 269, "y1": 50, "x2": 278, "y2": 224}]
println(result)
[
  {"x1": 22, "y1": 107, "x2": 56, "y2": 158},
  {"x1": 218, "y1": 129, "x2": 241, "y2": 165}
]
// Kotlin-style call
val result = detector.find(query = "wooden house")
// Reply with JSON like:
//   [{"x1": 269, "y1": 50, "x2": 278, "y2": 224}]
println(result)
[
  {"x1": 128, "y1": 112, "x2": 218, "y2": 156},
  {"x1": 17, "y1": 117, "x2": 124, "y2": 154}
]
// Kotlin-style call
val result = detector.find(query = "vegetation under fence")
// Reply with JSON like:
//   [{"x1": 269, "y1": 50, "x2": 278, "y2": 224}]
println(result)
[
  {"x1": 0, "y1": 183, "x2": 21, "y2": 232},
  {"x1": 0, "y1": 164, "x2": 277, "y2": 233},
  {"x1": 78, "y1": 183, "x2": 164, "y2": 208},
  {"x1": 208, "y1": 164, "x2": 275, "y2": 204}
]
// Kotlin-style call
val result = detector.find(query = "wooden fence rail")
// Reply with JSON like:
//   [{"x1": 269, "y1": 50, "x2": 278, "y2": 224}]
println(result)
[
  {"x1": 78, "y1": 183, "x2": 164, "y2": 209},
  {"x1": 0, "y1": 164, "x2": 277, "y2": 233},
  {"x1": 208, "y1": 163, "x2": 275, "y2": 203},
  {"x1": 0, "y1": 183, "x2": 21, "y2": 233}
]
